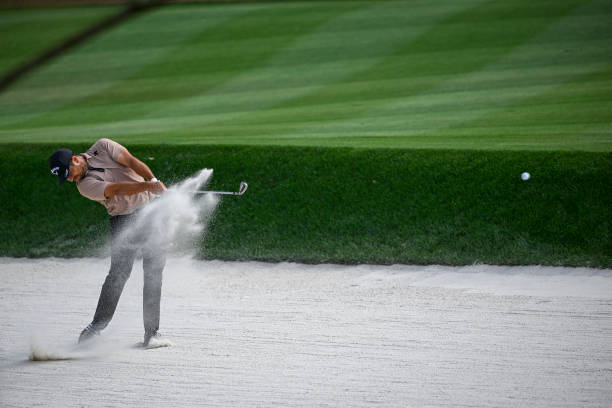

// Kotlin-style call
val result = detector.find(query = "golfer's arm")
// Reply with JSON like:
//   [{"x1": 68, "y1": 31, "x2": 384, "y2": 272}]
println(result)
[
  {"x1": 104, "y1": 181, "x2": 159, "y2": 198},
  {"x1": 116, "y1": 149, "x2": 156, "y2": 181}
]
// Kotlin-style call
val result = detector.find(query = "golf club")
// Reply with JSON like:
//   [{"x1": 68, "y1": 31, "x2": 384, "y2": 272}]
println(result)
[{"x1": 191, "y1": 181, "x2": 248, "y2": 196}]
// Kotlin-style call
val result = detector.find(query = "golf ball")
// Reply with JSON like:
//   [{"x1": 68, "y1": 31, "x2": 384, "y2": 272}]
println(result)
[{"x1": 521, "y1": 172, "x2": 531, "y2": 181}]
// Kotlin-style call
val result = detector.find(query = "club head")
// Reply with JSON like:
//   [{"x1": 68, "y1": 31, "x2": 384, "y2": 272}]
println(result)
[{"x1": 238, "y1": 182, "x2": 248, "y2": 195}]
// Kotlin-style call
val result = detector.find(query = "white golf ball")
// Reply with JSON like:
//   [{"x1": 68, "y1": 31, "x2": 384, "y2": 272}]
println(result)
[{"x1": 521, "y1": 172, "x2": 531, "y2": 181}]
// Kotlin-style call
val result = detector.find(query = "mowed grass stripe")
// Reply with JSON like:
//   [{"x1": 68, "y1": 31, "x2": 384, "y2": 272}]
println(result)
[
  {"x1": 75, "y1": 0, "x2": 477, "y2": 139},
  {"x1": 418, "y1": 0, "x2": 612, "y2": 140},
  {"x1": 258, "y1": 0, "x2": 611, "y2": 150},
  {"x1": 276, "y1": 0, "x2": 587, "y2": 108},
  {"x1": 240, "y1": 0, "x2": 591, "y2": 140},
  {"x1": 0, "y1": 6, "x2": 117, "y2": 76},
  {"x1": 457, "y1": 65, "x2": 612, "y2": 129},
  {"x1": 0, "y1": 0, "x2": 610, "y2": 151},
  {"x1": 134, "y1": 0, "x2": 595, "y2": 145},
  {"x1": 170, "y1": 0, "x2": 484, "y2": 139},
  {"x1": 0, "y1": 3, "x2": 260, "y2": 126},
  {"x1": 131, "y1": 0, "x2": 376, "y2": 124},
  {"x1": 140, "y1": 0, "x2": 437, "y2": 128},
  {"x1": 189, "y1": 2, "x2": 609, "y2": 150},
  {"x1": 11, "y1": 1, "x2": 362, "y2": 129}
]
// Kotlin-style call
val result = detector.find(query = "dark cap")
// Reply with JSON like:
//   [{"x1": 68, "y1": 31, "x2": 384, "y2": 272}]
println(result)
[{"x1": 49, "y1": 148, "x2": 73, "y2": 185}]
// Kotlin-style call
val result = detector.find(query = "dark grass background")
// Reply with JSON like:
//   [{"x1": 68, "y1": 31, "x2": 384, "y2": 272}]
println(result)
[{"x1": 2, "y1": 144, "x2": 610, "y2": 267}]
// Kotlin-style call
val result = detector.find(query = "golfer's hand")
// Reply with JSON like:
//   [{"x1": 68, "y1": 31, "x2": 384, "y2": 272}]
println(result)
[{"x1": 149, "y1": 181, "x2": 167, "y2": 194}]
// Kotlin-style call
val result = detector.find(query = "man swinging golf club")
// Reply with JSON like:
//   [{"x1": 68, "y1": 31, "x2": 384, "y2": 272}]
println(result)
[{"x1": 49, "y1": 138, "x2": 168, "y2": 348}]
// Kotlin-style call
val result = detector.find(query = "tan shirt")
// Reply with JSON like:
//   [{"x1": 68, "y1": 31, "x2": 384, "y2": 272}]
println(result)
[{"x1": 76, "y1": 138, "x2": 154, "y2": 216}]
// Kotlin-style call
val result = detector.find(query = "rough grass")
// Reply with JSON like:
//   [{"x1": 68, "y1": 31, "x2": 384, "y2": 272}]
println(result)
[
  {"x1": 2, "y1": 144, "x2": 610, "y2": 267},
  {"x1": 0, "y1": 0, "x2": 611, "y2": 150}
]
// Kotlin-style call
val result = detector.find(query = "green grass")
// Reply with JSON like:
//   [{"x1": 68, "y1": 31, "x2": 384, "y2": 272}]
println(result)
[
  {"x1": 0, "y1": 5, "x2": 118, "y2": 76},
  {"x1": 0, "y1": 0, "x2": 610, "y2": 150},
  {"x1": 1, "y1": 144, "x2": 610, "y2": 267}
]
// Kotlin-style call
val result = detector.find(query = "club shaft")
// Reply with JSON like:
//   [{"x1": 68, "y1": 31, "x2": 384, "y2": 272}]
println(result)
[
  {"x1": 192, "y1": 190, "x2": 239, "y2": 195},
  {"x1": 190, "y1": 182, "x2": 247, "y2": 196}
]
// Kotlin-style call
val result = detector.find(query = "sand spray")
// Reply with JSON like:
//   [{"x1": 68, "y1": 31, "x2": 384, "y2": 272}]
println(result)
[{"x1": 114, "y1": 168, "x2": 219, "y2": 257}]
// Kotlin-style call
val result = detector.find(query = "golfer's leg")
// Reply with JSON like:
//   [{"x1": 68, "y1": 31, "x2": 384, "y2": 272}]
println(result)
[
  {"x1": 142, "y1": 249, "x2": 165, "y2": 334},
  {"x1": 89, "y1": 215, "x2": 137, "y2": 331},
  {"x1": 91, "y1": 244, "x2": 137, "y2": 331}
]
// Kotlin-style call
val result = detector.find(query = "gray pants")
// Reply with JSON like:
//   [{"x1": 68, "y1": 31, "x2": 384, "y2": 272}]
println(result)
[{"x1": 90, "y1": 212, "x2": 166, "y2": 334}]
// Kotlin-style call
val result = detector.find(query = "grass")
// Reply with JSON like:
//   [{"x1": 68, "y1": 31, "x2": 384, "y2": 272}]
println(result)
[
  {"x1": 0, "y1": 0, "x2": 610, "y2": 150},
  {"x1": 1, "y1": 144, "x2": 610, "y2": 267},
  {"x1": 0, "y1": 5, "x2": 118, "y2": 76}
]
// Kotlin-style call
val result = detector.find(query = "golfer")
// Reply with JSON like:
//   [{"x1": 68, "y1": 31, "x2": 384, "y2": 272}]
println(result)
[{"x1": 49, "y1": 138, "x2": 167, "y2": 348}]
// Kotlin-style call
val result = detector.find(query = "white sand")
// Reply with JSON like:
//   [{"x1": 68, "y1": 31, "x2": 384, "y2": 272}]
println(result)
[{"x1": 1, "y1": 257, "x2": 611, "y2": 407}]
